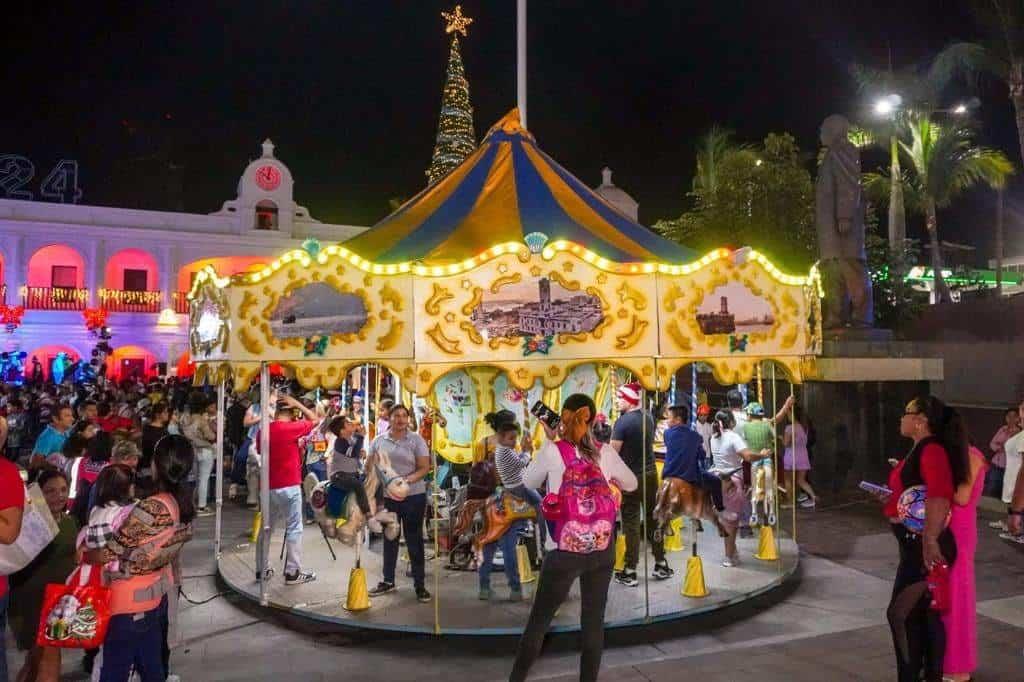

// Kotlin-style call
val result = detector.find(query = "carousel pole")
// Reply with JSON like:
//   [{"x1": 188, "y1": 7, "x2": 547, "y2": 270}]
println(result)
[
  {"x1": 690, "y1": 364, "x2": 697, "y2": 427},
  {"x1": 789, "y1": 376, "x2": 797, "y2": 547},
  {"x1": 363, "y1": 365, "x2": 370, "y2": 430},
  {"x1": 214, "y1": 378, "x2": 225, "y2": 560},
  {"x1": 431, "y1": 404, "x2": 441, "y2": 635},
  {"x1": 258, "y1": 362, "x2": 271, "y2": 606},
  {"x1": 517, "y1": 0, "x2": 527, "y2": 128}
]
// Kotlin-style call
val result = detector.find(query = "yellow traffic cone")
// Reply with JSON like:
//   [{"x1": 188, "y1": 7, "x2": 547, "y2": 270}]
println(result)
[
  {"x1": 516, "y1": 544, "x2": 535, "y2": 584},
  {"x1": 681, "y1": 555, "x2": 708, "y2": 598},
  {"x1": 249, "y1": 511, "x2": 261, "y2": 543},
  {"x1": 613, "y1": 533, "x2": 626, "y2": 571},
  {"x1": 665, "y1": 517, "x2": 684, "y2": 553},
  {"x1": 754, "y1": 524, "x2": 778, "y2": 561},
  {"x1": 344, "y1": 566, "x2": 371, "y2": 612}
]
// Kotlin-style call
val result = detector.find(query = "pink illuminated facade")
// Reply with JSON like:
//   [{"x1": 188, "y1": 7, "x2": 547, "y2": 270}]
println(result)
[{"x1": 0, "y1": 140, "x2": 366, "y2": 380}]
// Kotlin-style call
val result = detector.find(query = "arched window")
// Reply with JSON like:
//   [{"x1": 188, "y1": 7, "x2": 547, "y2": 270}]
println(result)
[{"x1": 255, "y1": 200, "x2": 279, "y2": 230}]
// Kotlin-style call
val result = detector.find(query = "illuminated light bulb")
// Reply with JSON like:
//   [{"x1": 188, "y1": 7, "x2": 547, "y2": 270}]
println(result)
[
  {"x1": 629, "y1": 265, "x2": 638, "y2": 273},
  {"x1": 431, "y1": 266, "x2": 444, "y2": 276},
  {"x1": 399, "y1": 263, "x2": 411, "y2": 273},
  {"x1": 596, "y1": 257, "x2": 609, "y2": 270},
  {"x1": 413, "y1": 266, "x2": 428, "y2": 276},
  {"x1": 572, "y1": 245, "x2": 582, "y2": 253},
  {"x1": 446, "y1": 264, "x2": 460, "y2": 275},
  {"x1": 493, "y1": 244, "x2": 506, "y2": 255},
  {"x1": 642, "y1": 263, "x2": 655, "y2": 273},
  {"x1": 462, "y1": 259, "x2": 475, "y2": 270},
  {"x1": 317, "y1": 254, "x2": 328, "y2": 264}
]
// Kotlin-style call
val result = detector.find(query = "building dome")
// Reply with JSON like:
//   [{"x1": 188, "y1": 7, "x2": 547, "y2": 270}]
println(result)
[{"x1": 594, "y1": 167, "x2": 639, "y2": 221}]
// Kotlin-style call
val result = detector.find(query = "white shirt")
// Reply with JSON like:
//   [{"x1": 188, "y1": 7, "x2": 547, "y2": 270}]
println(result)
[
  {"x1": 1003, "y1": 430, "x2": 1024, "y2": 504},
  {"x1": 523, "y1": 438, "x2": 638, "y2": 551},
  {"x1": 709, "y1": 430, "x2": 748, "y2": 474}
]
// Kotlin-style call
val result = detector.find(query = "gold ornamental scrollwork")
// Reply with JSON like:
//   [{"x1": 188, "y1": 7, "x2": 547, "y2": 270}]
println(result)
[
  {"x1": 426, "y1": 324, "x2": 461, "y2": 355},
  {"x1": 425, "y1": 283, "x2": 454, "y2": 316},
  {"x1": 489, "y1": 273, "x2": 522, "y2": 294}
]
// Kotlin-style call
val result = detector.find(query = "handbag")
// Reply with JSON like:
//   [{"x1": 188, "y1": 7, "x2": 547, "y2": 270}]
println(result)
[
  {"x1": 36, "y1": 563, "x2": 111, "y2": 649},
  {"x1": 0, "y1": 482, "x2": 58, "y2": 576}
]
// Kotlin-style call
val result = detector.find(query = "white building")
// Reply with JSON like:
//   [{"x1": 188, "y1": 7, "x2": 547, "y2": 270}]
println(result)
[{"x1": 0, "y1": 140, "x2": 366, "y2": 379}]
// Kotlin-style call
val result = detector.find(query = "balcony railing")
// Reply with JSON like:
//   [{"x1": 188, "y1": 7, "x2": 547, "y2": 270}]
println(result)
[
  {"x1": 172, "y1": 292, "x2": 190, "y2": 314},
  {"x1": 22, "y1": 286, "x2": 89, "y2": 310},
  {"x1": 98, "y1": 288, "x2": 163, "y2": 313}
]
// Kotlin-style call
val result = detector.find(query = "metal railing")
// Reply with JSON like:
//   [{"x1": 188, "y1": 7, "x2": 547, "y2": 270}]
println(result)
[
  {"x1": 98, "y1": 289, "x2": 162, "y2": 313},
  {"x1": 172, "y1": 291, "x2": 190, "y2": 314},
  {"x1": 22, "y1": 286, "x2": 88, "y2": 310}
]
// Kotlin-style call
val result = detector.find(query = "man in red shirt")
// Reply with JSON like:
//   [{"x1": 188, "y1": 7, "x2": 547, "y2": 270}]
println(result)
[
  {"x1": 0, "y1": 456, "x2": 25, "y2": 682},
  {"x1": 255, "y1": 394, "x2": 317, "y2": 586}
]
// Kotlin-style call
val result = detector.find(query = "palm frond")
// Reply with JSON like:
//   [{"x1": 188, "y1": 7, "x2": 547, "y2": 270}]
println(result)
[
  {"x1": 930, "y1": 41, "x2": 1010, "y2": 90},
  {"x1": 847, "y1": 126, "x2": 875, "y2": 149}
]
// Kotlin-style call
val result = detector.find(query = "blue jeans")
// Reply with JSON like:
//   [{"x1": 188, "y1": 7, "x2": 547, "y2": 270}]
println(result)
[
  {"x1": 99, "y1": 596, "x2": 168, "y2": 682},
  {"x1": 0, "y1": 591, "x2": 9, "y2": 682},
  {"x1": 382, "y1": 493, "x2": 426, "y2": 588},
  {"x1": 231, "y1": 439, "x2": 251, "y2": 485},
  {"x1": 507, "y1": 485, "x2": 546, "y2": 548},
  {"x1": 480, "y1": 520, "x2": 524, "y2": 592},
  {"x1": 983, "y1": 465, "x2": 1005, "y2": 498},
  {"x1": 257, "y1": 485, "x2": 305, "y2": 575},
  {"x1": 304, "y1": 460, "x2": 328, "y2": 521}
]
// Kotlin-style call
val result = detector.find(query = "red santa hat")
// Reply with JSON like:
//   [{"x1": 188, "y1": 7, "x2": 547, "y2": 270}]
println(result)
[{"x1": 617, "y1": 382, "x2": 642, "y2": 407}]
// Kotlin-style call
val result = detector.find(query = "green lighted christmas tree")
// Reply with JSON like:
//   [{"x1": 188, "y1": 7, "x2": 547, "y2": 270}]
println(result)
[{"x1": 426, "y1": 6, "x2": 477, "y2": 186}]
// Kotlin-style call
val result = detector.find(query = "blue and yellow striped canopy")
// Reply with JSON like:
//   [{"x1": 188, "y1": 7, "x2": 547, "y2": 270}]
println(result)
[{"x1": 344, "y1": 110, "x2": 696, "y2": 265}]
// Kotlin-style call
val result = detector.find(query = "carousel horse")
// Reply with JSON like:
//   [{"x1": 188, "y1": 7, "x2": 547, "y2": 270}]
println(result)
[
  {"x1": 749, "y1": 459, "x2": 777, "y2": 526},
  {"x1": 305, "y1": 448, "x2": 405, "y2": 546},
  {"x1": 449, "y1": 488, "x2": 536, "y2": 569},
  {"x1": 652, "y1": 476, "x2": 729, "y2": 542}
]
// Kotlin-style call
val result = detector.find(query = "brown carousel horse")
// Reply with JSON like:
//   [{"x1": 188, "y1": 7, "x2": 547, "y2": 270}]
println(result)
[
  {"x1": 449, "y1": 491, "x2": 536, "y2": 569},
  {"x1": 652, "y1": 476, "x2": 729, "y2": 541}
]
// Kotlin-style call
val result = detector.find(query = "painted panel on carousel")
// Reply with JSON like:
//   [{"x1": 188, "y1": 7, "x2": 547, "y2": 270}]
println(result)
[
  {"x1": 493, "y1": 373, "x2": 543, "y2": 425},
  {"x1": 434, "y1": 370, "x2": 477, "y2": 447},
  {"x1": 658, "y1": 248, "x2": 816, "y2": 361},
  {"x1": 222, "y1": 245, "x2": 415, "y2": 367},
  {"x1": 414, "y1": 251, "x2": 658, "y2": 366},
  {"x1": 188, "y1": 274, "x2": 231, "y2": 361}
]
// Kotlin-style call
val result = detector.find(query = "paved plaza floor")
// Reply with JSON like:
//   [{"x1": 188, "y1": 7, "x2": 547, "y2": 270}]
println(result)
[{"x1": 11, "y1": 492, "x2": 1024, "y2": 680}]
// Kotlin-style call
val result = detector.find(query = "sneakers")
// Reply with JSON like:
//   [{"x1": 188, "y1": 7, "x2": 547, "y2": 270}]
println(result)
[
  {"x1": 989, "y1": 520, "x2": 1009, "y2": 531},
  {"x1": 369, "y1": 581, "x2": 396, "y2": 596},
  {"x1": 722, "y1": 555, "x2": 739, "y2": 568},
  {"x1": 196, "y1": 507, "x2": 214, "y2": 517},
  {"x1": 416, "y1": 586, "x2": 432, "y2": 603},
  {"x1": 255, "y1": 568, "x2": 274, "y2": 582},
  {"x1": 284, "y1": 570, "x2": 317, "y2": 586},
  {"x1": 999, "y1": 532, "x2": 1024, "y2": 544},
  {"x1": 799, "y1": 498, "x2": 816, "y2": 509},
  {"x1": 614, "y1": 570, "x2": 639, "y2": 587},
  {"x1": 652, "y1": 561, "x2": 674, "y2": 581}
]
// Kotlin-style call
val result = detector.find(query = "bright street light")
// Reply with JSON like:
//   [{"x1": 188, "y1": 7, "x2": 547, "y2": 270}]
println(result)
[
  {"x1": 952, "y1": 103, "x2": 968, "y2": 115},
  {"x1": 873, "y1": 93, "x2": 902, "y2": 117}
]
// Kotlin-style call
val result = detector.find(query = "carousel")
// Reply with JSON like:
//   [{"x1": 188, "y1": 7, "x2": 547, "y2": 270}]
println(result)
[{"x1": 190, "y1": 110, "x2": 821, "y2": 634}]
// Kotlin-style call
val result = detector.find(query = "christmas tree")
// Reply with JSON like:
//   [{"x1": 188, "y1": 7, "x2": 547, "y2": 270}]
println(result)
[{"x1": 426, "y1": 6, "x2": 476, "y2": 186}]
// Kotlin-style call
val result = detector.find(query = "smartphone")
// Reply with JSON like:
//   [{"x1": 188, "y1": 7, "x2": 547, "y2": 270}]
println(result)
[
  {"x1": 858, "y1": 481, "x2": 892, "y2": 497},
  {"x1": 530, "y1": 401, "x2": 561, "y2": 429}
]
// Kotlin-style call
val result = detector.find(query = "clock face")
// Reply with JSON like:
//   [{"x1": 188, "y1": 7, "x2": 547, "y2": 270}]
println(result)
[{"x1": 255, "y1": 165, "x2": 281, "y2": 191}]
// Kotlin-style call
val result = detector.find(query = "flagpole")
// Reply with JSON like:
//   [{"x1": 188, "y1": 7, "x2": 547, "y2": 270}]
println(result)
[{"x1": 517, "y1": 0, "x2": 527, "y2": 127}]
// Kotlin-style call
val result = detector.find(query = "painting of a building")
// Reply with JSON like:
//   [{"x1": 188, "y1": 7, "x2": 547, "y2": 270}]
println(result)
[
  {"x1": 695, "y1": 282, "x2": 775, "y2": 335},
  {"x1": 471, "y1": 277, "x2": 603, "y2": 339}
]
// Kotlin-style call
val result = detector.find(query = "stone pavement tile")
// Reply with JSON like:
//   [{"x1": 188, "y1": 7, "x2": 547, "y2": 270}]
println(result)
[{"x1": 978, "y1": 594, "x2": 1024, "y2": 629}]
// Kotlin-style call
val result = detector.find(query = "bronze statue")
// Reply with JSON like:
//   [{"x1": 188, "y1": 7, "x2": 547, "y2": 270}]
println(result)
[{"x1": 815, "y1": 114, "x2": 873, "y2": 329}]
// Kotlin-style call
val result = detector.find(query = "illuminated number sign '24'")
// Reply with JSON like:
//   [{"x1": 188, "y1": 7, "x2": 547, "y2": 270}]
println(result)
[{"x1": 0, "y1": 155, "x2": 83, "y2": 203}]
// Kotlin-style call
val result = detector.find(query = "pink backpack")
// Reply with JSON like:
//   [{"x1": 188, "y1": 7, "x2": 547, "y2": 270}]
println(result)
[{"x1": 545, "y1": 440, "x2": 618, "y2": 554}]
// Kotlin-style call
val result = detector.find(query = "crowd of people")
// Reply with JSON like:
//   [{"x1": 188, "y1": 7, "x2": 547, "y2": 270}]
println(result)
[{"x1": 0, "y1": 371, "x2": 1021, "y2": 682}]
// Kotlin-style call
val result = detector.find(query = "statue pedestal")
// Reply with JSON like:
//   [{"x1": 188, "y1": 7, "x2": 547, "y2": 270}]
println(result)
[{"x1": 803, "y1": 329, "x2": 942, "y2": 495}]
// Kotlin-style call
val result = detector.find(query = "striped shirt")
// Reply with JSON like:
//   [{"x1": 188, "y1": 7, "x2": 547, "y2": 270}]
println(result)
[{"x1": 495, "y1": 445, "x2": 530, "y2": 488}]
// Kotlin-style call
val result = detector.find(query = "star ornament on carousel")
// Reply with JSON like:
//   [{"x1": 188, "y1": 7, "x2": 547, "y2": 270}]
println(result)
[{"x1": 442, "y1": 5, "x2": 473, "y2": 37}]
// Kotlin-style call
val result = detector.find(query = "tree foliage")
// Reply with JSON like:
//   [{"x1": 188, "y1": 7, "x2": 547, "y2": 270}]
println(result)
[
  {"x1": 656, "y1": 132, "x2": 816, "y2": 271},
  {"x1": 864, "y1": 205, "x2": 926, "y2": 330}
]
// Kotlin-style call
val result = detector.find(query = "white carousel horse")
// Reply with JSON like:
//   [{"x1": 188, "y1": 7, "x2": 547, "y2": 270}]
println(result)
[
  {"x1": 749, "y1": 459, "x2": 777, "y2": 526},
  {"x1": 305, "y1": 448, "x2": 406, "y2": 545}
]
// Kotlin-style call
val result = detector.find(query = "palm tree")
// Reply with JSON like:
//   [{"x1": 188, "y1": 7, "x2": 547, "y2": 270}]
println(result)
[
  {"x1": 864, "y1": 116, "x2": 1013, "y2": 303},
  {"x1": 691, "y1": 126, "x2": 745, "y2": 205},
  {"x1": 933, "y1": 1, "x2": 1024, "y2": 165}
]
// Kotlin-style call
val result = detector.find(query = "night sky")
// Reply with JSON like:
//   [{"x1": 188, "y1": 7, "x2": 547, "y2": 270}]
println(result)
[{"x1": 3, "y1": 1, "x2": 1021, "y2": 261}]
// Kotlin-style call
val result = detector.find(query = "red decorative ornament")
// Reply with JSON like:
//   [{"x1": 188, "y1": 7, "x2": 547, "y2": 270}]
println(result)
[
  {"x1": 0, "y1": 304, "x2": 25, "y2": 333},
  {"x1": 83, "y1": 307, "x2": 108, "y2": 332}
]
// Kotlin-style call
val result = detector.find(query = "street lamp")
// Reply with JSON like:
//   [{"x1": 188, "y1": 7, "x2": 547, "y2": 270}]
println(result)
[{"x1": 873, "y1": 93, "x2": 902, "y2": 117}]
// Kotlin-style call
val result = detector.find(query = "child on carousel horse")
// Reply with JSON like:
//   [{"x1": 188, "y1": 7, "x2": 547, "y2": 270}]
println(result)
[
  {"x1": 493, "y1": 421, "x2": 546, "y2": 548},
  {"x1": 327, "y1": 415, "x2": 372, "y2": 521},
  {"x1": 662, "y1": 405, "x2": 723, "y2": 512}
]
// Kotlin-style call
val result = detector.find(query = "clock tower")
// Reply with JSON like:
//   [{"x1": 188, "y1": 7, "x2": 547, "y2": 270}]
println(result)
[{"x1": 212, "y1": 139, "x2": 317, "y2": 237}]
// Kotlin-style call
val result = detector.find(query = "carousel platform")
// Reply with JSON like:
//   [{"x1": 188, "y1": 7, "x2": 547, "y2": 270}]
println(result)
[{"x1": 217, "y1": 520, "x2": 799, "y2": 636}]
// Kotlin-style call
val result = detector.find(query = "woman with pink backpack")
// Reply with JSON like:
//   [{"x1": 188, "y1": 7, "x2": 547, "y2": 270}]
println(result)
[{"x1": 509, "y1": 394, "x2": 637, "y2": 682}]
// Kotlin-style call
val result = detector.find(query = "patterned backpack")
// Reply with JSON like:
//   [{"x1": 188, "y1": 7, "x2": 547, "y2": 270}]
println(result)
[{"x1": 545, "y1": 440, "x2": 618, "y2": 554}]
